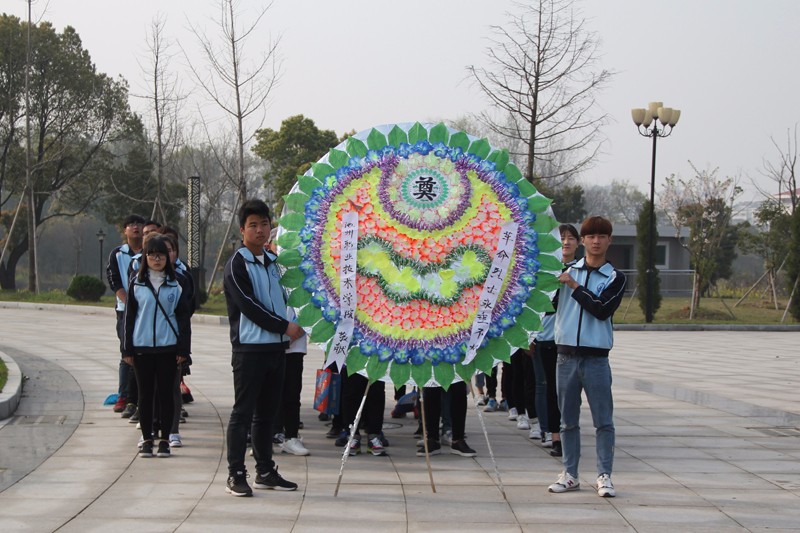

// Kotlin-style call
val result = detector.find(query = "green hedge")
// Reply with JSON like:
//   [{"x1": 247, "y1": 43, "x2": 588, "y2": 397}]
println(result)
[{"x1": 66, "y1": 275, "x2": 106, "y2": 302}]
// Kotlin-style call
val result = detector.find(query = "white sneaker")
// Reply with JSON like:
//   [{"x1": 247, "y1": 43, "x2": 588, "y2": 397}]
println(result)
[
  {"x1": 137, "y1": 435, "x2": 145, "y2": 448},
  {"x1": 169, "y1": 433, "x2": 182, "y2": 448},
  {"x1": 281, "y1": 437, "x2": 310, "y2": 456},
  {"x1": 516, "y1": 414, "x2": 530, "y2": 430},
  {"x1": 441, "y1": 430, "x2": 453, "y2": 446},
  {"x1": 507, "y1": 407, "x2": 518, "y2": 421},
  {"x1": 596, "y1": 473, "x2": 615, "y2": 497},
  {"x1": 528, "y1": 420, "x2": 542, "y2": 439},
  {"x1": 476, "y1": 394, "x2": 487, "y2": 406},
  {"x1": 541, "y1": 432, "x2": 553, "y2": 447},
  {"x1": 548, "y1": 471, "x2": 580, "y2": 493}
]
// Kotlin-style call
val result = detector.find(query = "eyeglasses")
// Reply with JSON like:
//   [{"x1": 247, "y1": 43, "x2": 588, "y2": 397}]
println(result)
[{"x1": 146, "y1": 253, "x2": 166, "y2": 261}]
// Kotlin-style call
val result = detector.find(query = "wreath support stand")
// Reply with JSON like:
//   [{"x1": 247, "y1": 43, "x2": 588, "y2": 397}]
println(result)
[
  {"x1": 334, "y1": 381, "x2": 371, "y2": 497},
  {"x1": 418, "y1": 387, "x2": 437, "y2": 493},
  {"x1": 468, "y1": 381, "x2": 506, "y2": 500}
]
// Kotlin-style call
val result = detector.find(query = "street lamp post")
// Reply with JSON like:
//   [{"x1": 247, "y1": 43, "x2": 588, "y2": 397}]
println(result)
[
  {"x1": 631, "y1": 102, "x2": 681, "y2": 323},
  {"x1": 96, "y1": 229, "x2": 106, "y2": 280}
]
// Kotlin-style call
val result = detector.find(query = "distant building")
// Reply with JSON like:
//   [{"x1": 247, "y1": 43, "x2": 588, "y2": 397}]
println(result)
[
  {"x1": 734, "y1": 189, "x2": 797, "y2": 225},
  {"x1": 774, "y1": 187, "x2": 799, "y2": 212},
  {"x1": 605, "y1": 224, "x2": 692, "y2": 296}
]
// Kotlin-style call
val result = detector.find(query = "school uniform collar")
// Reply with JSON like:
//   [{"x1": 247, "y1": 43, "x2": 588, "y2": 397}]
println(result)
[
  {"x1": 572, "y1": 257, "x2": 614, "y2": 276},
  {"x1": 237, "y1": 246, "x2": 277, "y2": 265}
]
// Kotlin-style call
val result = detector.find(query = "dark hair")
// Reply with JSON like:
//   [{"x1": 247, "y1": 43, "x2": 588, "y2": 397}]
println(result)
[
  {"x1": 559, "y1": 223, "x2": 579, "y2": 241},
  {"x1": 580, "y1": 216, "x2": 613, "y2": 237},
  {"x1": 158, "y1": 226, "x2": 180, "y2": 255},
  {"x1": 162, "y1": 233, "x2": 179, "y2": 257},
  {"x1": 122, "y1": 214, "x2": 146, "y2": 228},
  {"x1": 238, "y1": 199, "x2": 271, "y2": 228},
  {"x1": 144, "y1": 219, "x2": 162, "y2": 229},
  {"x1": 137, "y1": 235, "x2": 176, "y2": 281},
  {"x1": 158, "y1": 225, "x2": 179, "y2": 239}
]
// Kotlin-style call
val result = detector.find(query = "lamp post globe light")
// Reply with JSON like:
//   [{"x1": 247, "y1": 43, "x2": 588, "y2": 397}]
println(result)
[
  {"x1": 631, "y1": 102, "x2": 680, "y2": 323},
  {"x1": 96, "y1": 229, "x2": 106, "y2": 280}
]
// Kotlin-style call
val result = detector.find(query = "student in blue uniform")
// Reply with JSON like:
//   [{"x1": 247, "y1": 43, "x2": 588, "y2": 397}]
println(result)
[
  {"x1": 107, "y1": 214, "x2": 145, "y2": 417},
  {"x1": 548, "y1": 216, "x2": 626, "y2": 498},
  {"x1": 223, "y1": 199, "x2": 304, "y2": 497},
  {"x1": 123, "y1": 235, "x2": 192, "y2": 458}
]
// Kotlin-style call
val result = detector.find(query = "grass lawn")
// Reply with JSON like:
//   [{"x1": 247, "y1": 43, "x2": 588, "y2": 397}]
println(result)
[
  {"x1": 0, "y1": 357, "x2": 7, "y2": 393},
  {"x1": 616, "y1": 294, "x2": 796, "y2": 324},
  {"x1": 1, "y1": 290, "x2": 796, "y2": 325}
]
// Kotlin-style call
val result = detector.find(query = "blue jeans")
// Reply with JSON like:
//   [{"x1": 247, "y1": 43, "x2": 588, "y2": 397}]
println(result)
[{"x1": 556, "y1": 353, "x2": 615, "y2": 478}]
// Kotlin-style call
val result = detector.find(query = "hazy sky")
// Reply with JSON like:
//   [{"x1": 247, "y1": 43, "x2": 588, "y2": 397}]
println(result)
[{"x1": 6, "y1": 0, "x2": 800, "y2": 202}]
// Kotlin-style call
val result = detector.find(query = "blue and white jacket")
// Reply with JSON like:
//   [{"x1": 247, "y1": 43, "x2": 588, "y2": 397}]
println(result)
[
  {"x1": 554, "y1": 258, "x2": 626, "y2": 357},
  {"x1": 537, "y1": 259, "x2": 578, "y2": 344},
  {"x1": 223, "y1": 247, "x2": 293, "y2": 353},
  {"x1": 130, "y1": 255, "x2": 196, "y2": 315},
  {"x1": 106, "y1": 244, "x2": 137, "y2": 312},
  {"x1": 123, "y1": 274, "x2": 192, "y2": 357}
]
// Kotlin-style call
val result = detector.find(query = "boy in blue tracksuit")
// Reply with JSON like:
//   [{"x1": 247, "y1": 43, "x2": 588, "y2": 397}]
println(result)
[
  {"x1": 548, "y1": 216, "x2": 626, "y2": 498},
  {"x1": 223, "y1": 199, "x2": 304, "y2": 497},
  {"x1": 106, "y1": 214, "x2": 145, "y2": 416}
]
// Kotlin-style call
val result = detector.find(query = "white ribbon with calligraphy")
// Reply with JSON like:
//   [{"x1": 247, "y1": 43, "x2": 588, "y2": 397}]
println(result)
[
  {"x1": 324, "y1": 211, "x2": 359, "y2": 369},
  {"x1": 462, "y1": 221, "x2": 519, "y2": 365}
]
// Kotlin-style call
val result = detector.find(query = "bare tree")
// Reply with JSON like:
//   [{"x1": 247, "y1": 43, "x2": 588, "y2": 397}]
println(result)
[
  {"x1": 660, "y1": 164, "x2": 743, "y2": 311},
  {"x1": 756, "y1": 124, "x2": 798, "y2": 214},
  {"x1": 467, "y1": 0, "x2": 612, "y2": 185},
  {"x1": 583, "y1": 180, "x2": 647, "y2": 224},
  {"x1": 134, "y1": 16, "x2": 186, "y2": 223},
  {"x1": 185, "y1": 0, "x2": 281, "y2": 199}
]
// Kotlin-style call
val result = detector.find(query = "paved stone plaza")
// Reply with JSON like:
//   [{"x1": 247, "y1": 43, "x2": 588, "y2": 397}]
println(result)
[{"x1": 1, "y1": 303, "x2": 799, "y2": 532}]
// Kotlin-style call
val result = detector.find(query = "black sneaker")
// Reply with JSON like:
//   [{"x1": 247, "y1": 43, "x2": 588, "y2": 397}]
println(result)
[
  {"x1": 121, "y1": 403, "x2": 136, "y2": 419},
  {"x1": 325, "y1": 426, "x2": 341, "y2": 438},
  {"x1": 550, "y1": 441, "x2": 563, "y2": 457},
  {"x1": 139, "y1": 441, "x2": 154, "y2": 458},
  {"x1": 416, "y1": 439, "x2": 441, "y2": 457},
  {"x1": 335, "y1": 430, "x2": 357, "y2": 447},
  {"x1": 450, "y1": 439, "x2": 477, "y2": 457},
  {"x1": 226, "y1": 471, "x2": 252, "y2": 497},
  {"x1": 379, "y1": 431, "x2": 390, "y2": 447},
  {"x1": 318, "y1": 412, "x2": 330, "y2": 422},
  {"x1": 254, "y1": 467, "x2": 298, "y2": 491},
  {"x1": 157, "y1": 440, "x2": 171, "y2": 457},
  {"x1": 413, "y1": 424, "x2": 423, "y2": 439}
]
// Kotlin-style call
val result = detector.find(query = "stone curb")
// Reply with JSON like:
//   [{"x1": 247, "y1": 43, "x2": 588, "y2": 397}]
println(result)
[
  {"x1": 0, "y1": 301, "x2": 229, "y2": 325},
  {"x1": 615, "y1": 323, "x2": 800, "y2": 332},
  {"x1": 0, "y1": 350, "x2": 23, "y2": 420}
]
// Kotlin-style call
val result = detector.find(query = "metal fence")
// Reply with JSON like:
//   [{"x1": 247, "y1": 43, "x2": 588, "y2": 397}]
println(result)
[{"x1": 620, "y1": 269, "x2": 696, "y2": 297}]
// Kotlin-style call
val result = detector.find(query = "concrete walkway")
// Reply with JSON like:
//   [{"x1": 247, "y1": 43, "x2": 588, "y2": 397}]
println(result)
[{"x1": 0, "y1": 304, "x2": 798, "y2": 532}]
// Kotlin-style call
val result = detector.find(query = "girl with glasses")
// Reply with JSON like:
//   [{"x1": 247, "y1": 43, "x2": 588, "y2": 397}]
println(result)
[{"x1": 123, "y1": 235, "x2": 192, "y2": 458}]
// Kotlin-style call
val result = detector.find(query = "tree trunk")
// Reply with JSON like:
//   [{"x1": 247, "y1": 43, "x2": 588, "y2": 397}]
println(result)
[
  {"x1": 0, "y1": 241, "x2": 27, "y2": 290},
  {"x1": 691, "y1": 274, "x2": 702, "y2": 315}
]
